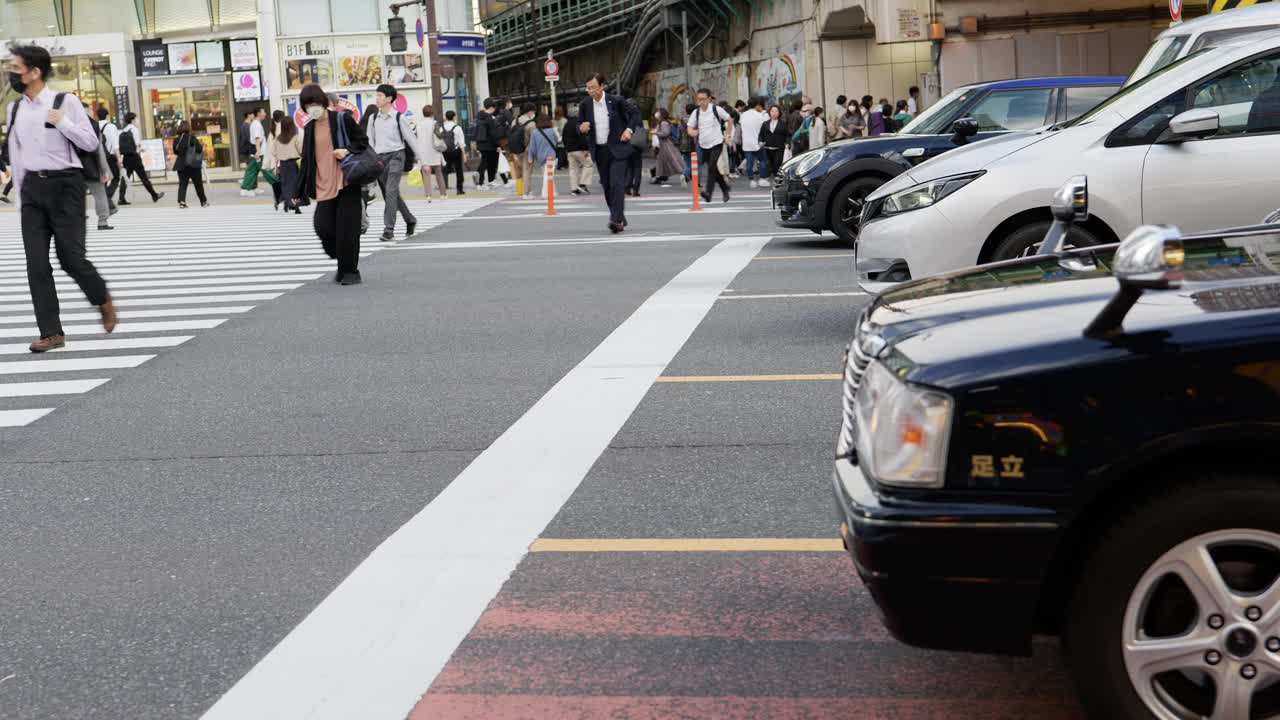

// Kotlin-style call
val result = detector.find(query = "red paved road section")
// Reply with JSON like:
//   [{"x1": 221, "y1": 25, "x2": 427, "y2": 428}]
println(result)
[{"x1": 412, "y1": 553, "x2": 1082, "y2": 720}]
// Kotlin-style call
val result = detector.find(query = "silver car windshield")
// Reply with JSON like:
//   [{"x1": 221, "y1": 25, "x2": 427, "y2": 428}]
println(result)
[{"x1": 1126, "y1": 35, "x2": 1190, "y2": 86}]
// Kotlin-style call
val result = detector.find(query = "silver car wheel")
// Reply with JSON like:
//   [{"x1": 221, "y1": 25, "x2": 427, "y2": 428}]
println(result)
[{"x1": 1123, "y1": 529, "x2": 1280, "y2": 719}]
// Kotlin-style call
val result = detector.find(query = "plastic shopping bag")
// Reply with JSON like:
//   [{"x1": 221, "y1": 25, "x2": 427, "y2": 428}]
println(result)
[{"x1": 407, "y1": 167, "x2": 424, "y2": 187}]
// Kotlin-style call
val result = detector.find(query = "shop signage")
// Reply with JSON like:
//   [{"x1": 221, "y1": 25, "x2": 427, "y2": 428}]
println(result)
[
  {"x1": 437, "y1": 34, "x2": 485, "y2": 55},
  {"x1": 230, "y1": 39, "x2": 259, "y2": 69},
  {"x1": 113, "y1": 85, "x2": 130, "y2": 120},
  {"x1": 234, "y1": 70, "x2": 263, "y2": 101},
  {"x1": 283, "y1": 39, "x2": 333, "y2": 59},
  {"x1": 139, "y1": 138, "x2": 166, "y2": 174},
  {"x1": 336, "y1": 36, "x2": 386, "y2": 87},
  {"x1": 136, "y1": 40, "x2": 168, "y2": 76},
  {"x1": 168, "y1": 42, "x2": 197, "y2": 74},
  {"x1": 196, "y1": 41, "x2": 225, "y2": 73}
]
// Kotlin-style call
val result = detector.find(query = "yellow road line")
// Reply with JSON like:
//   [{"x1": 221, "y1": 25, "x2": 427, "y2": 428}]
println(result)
[
  {"x1": 530, "y1": 538, "x2": 844, "y2": 552},
  {"x1": 752, "y1": 253, "x2": 856, "y2": 261},
  {"x1": 655, "y1": 373, "x2": 841, "y2": 382}
]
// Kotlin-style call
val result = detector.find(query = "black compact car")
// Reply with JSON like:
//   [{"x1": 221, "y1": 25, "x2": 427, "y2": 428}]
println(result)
[
  {"x1": 774, "y1": 75, "x2": 1122, "y2": 245},
  {"x1": 834, "y1": 177, "x2": 1280, "y2": 719}
]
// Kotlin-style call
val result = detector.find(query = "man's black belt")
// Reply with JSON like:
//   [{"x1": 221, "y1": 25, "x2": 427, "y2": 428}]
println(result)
[{"x1": 31, "y1": 169, "x2": 80, "y2": 178}]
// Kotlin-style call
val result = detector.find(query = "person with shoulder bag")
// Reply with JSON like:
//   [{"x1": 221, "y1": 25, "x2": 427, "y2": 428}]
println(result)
[
  {"x1": 273, "y1": 115, "x2": 304, "y2": 214},
  {"x1": 295, "y1": 84, "x2": 371, "y2": 285},
  {"x1": 436, "y1": 109, "x2": 467, "y2": 195},
  {"x1": 171, "y1": 121, "x2": 207, "y2": 208},
  {"x1": 625, "y1": 110, "x2": 647, "y2": 196}
]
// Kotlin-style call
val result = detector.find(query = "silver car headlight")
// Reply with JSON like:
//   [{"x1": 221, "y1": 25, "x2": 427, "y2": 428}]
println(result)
[
  {"x1": 852, "y1": 360, "x2": 953, "y2": 489},
  {"x1": 879, "y1": 171, "x2": 985, "y2": 217}
]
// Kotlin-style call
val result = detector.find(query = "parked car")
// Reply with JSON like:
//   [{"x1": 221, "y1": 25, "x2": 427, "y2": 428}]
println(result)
[
  {"x1": 854, "y1": 31, "x2": 1280, "y2": 289},
  {"x1": 835, "y1": 175, "x2": 1280, "y2": 719},
  {"x1": 771, "y1": 75, "x2": 1123, "y2": 245},
  {"x1": 1127, "y1": 2, "x2": 1280, "y2": 86}
]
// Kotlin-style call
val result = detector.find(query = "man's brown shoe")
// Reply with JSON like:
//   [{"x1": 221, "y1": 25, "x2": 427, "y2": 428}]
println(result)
[
  {"x1": 29, "y1": 335, "x2": 65, "y2": 353},
  {"x1": 99, "y1": 299, "x2": 118, "y2": 333}
]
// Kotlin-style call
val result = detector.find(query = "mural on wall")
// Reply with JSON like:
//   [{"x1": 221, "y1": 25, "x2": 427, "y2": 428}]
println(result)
[{"x1": 752, "y1": 53, "x2": 805, "y2": 105}]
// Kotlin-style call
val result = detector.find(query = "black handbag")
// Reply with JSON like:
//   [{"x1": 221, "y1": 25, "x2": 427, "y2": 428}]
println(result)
[{"x1": 335, "y1": 111, "x2": 382, "y2": 186}]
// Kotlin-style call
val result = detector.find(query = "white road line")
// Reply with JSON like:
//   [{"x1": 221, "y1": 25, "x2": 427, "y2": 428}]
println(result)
[
  {"x1": 0, "y1": 378, "x2": 109, "y2": 397},
  {"x1": 459, "y1": 207, "x2": 775, "y2": 220},
  {"x1": 0, "y1": 408, "x2": 56, "y2": 427},
  {"x1": 0, "y1": 284, "x2": 301, "y2": 303},
  {"x1": 0, "y1": 293, "x2": 284, "y2": 313},
  {"x1": 0, "y1": 275, "x2": 323, "y2": 293},
  {"x1": 0, "y1": 354, "x2": 154, "y2": 374},
  {"x1": 0, "y1": 307, "x2": 254, "y2": 324},
  {"x1": 392, "y1": 230, "x2": 818, "y2": 251},
  {"x1": 0, "y1": 335, "x2": 193, "y2": 355},
  {"x1": 198, "y1": 234, "x2": 770, "y2": 720},
  {"x1": 718, "y1": 291, "x2": 867, "y2": 300},
  {"x1": 0, "y1": 319, "x2": 223, "y2": 338},
  {"x1": 0, "y1": 265, "x2": 335, "y2": 282}
]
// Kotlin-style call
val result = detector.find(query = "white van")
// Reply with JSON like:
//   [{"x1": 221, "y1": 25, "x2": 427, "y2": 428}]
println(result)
[{"x1": 1127, "y1": 3, "x2": 1280, "y2": 85}]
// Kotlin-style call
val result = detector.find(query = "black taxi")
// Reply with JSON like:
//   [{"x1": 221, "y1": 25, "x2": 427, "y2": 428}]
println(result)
[{"x1": 834, "y1": 177, "x2": 1280, "y2": 719}]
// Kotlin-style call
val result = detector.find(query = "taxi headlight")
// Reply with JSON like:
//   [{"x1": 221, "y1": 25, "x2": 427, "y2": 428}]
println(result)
[
  {"x1": 879, "y1": 171, "x2": 984, "y2": 217},
  {"x1": 852, "y1": 360, "x2": 953, "y2": 488}
]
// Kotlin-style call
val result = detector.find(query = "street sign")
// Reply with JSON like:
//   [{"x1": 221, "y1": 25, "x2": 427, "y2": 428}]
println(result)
[
  {"x1": 416, "y1": 18, "x2": 425, "y2": 48},
  {"x1": 544, "y1": 74, "x2": 559, "y2": 83},
  {"x1": 1169, "y1": 0, "x2": 1181, "y2": 21},
  {"x1": 544, "y1": 58, "x2": 559, "y2": 77}
]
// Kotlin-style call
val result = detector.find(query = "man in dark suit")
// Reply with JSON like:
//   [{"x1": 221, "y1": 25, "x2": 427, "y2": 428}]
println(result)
[{"x1": 578, "y1": 73, "x2": 641, "y2": 233}]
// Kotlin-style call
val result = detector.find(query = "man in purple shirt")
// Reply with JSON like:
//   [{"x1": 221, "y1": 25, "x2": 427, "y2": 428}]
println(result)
[{"x1": 7, "y1": 45, "x2": 117, "y2": 353}]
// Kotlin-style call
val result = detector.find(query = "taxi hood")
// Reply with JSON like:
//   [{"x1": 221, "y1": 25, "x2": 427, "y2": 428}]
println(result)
[
  {"x1": 863, "y1": 231, "x2": 1280, "y2": 389},
  {"x1": 875, "y1": 130, "x2": 1052, "y2": 191}
]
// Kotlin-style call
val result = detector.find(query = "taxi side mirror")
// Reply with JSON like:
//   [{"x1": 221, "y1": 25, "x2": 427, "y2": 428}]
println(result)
[
  {"x1": 1166, "y1": 109, "x2": 1220, "y2": 141},
  {"x1": 1084, "y1": 225, "x2": 1185, "y2": 338},
  {"x1": 1039, "y1": 175, "x2": 1088, "y2": 255},
  {"x1": 951, "y1": 117, "x2": 978, "y2": 145}
]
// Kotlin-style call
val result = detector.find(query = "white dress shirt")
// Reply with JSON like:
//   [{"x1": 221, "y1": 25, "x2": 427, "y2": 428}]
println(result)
[
  {"x1": 368, "y1": 108, "x2": 426, "y2": 162},
  {"x1": 101, "y1": 122, "x2": 120, "y2": 155},
  {"x1": 6, "y1": 88, "x2": 99, "y2": 194},
  {"x1": 593, "y1": 97, "x2": 609, "y2": 145}
]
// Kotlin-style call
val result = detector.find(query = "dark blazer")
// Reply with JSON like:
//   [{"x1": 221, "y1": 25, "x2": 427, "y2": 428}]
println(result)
[
  {"x1": 577, "y1": 93, "x2": 640, "y2": 160},
  {"x1": 759, "y1": 118, "x2": 790, "y2": 150},
  {"x1": 297, "y1": 110, "x2": 368, "y2": 200}
]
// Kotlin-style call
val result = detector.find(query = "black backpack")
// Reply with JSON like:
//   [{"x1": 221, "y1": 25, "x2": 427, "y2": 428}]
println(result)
[
  {"x1": 436, "y1": 122, "x2": 458, "y2": 153},
  {"x1": 10, "y1": 93, "x2": 98, "y2": 180},
  {"x1": 368, "y1": 111, "x2": 416, "y2": 167},
  {"x1": 118, "y1": 125, "x2": 138, "y2": 155},
  {"x1": 507, "y1": 118, "x2": 531, "y2": 154}
]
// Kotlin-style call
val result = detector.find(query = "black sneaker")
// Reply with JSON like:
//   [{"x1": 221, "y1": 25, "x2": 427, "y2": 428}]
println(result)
[
  {"x1": 579, "y1": 185, "x2": 590, "y2": 195},
  {"x1": 152, "y1": 192, "x2": 165, "y2": 203},
  {"x1": 340, "y1": 272, "x2": 363, "y2": 286},
  {"x1": 405, "y1": 221, "x2": 417, "y2": 237},
  {"x1": 380, "y1": 230, "x2": 394, "y2": 242},
  {"x1": 0, "y1": 196, "x2": 10, "y2": 204},
  {"x1": 97, "y1": 222, "x2": 114, "y2": 231},
  {"x1": 118, "y1": 200, "x2": 131, "y2": 206},
  {"x1": 334, "y1": 271, "x2": 342, "y2": 283},
  {"x1": 722, "y1": 187, "x2": 730, "y2": 203}
]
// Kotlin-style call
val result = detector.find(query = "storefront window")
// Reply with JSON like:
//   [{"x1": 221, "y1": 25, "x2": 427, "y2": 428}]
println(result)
[
  {"x1": 39, "y1": 55, "x2": 115, "y2": 118},
  {"x1": 146, "y1": 86, "x2": 232, "y2": 170}
]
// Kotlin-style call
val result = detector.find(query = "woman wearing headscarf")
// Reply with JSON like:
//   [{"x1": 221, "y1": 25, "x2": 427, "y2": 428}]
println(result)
[{"x1": 295, "y1": 85, "x2": 369, "y2": 285}]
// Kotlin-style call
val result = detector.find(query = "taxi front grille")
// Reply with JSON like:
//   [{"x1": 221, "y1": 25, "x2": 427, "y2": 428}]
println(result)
[{"x1": 837, "y1": 331, "x2": 874, "y2": 457}]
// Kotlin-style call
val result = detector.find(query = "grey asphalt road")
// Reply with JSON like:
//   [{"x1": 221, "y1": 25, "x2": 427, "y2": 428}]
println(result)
[{"x1": 0, "y1": 173, "x2": 1079, "y2": 720}]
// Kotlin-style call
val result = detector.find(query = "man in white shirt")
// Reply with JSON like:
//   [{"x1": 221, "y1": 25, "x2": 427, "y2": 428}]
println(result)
[
  {"x1": 908, "y1": 86, "x2": 920, "y2": 115},
  {"x1": 7, "y1": 45, "x2": 116, "y2": 353},
  {"x1": 365, "y1": 84, "x2": 427, "y2": 240},
  {"x1": 686, "y1": 87, "x2": 734, "y2": 204},
  {"x1": 577, "y1": 72, "x2": 639, "y2": 234},
  {"x1": 738, "y1": 97, "x2": 768, "y2": 188},
  {"x1": 95, "y1": 107, "x2": 122, "y2": 201}
]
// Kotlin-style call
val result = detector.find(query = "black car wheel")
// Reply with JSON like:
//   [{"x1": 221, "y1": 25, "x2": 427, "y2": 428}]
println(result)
[
  {"x1": 1064, "y1": 476, "x2": 1280, "y2": 720},
  {"x1": 829, "y1": 177, "x2": 884, "y2": 247},
  {"x1": 990, "y1": 220, "x2": 1100, "y2": 261}
]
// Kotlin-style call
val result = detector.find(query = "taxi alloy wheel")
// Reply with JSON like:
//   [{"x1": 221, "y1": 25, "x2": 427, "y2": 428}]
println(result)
[
  {"x1": 1064, "y1": 477, "x2": 1280, "y2": 720},
  {"x1": 829, "y1": 177, "x2": 883, "y2": 247}
]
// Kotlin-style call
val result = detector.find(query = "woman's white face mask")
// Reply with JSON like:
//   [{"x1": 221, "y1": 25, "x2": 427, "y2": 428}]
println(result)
[{"x1": 305, "y1": 105, "x2": 325, "y2": 120}]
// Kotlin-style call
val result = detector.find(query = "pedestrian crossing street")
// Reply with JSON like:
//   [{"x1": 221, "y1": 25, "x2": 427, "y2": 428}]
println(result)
[
  {"x1": 474, "y1": 189, "x2": 776, "y2": 219},
  {"x1": 0, "y1": 196, "x2": 495, "y2": 428}
]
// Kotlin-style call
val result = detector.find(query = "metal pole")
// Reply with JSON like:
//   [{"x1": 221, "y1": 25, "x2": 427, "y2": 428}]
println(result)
[
  {"x1": 423, "y1": 0, "x2": 445, "y2": 118},
  {"x1": 681, "y1": 10, "x2": 692, "y2": 107}
]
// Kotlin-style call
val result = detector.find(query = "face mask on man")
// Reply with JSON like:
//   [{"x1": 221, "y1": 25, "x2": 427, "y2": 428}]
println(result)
[
  {"x1": 8, "y1": 71, "x2": 25, "y2": 94},
  {"x1": 306, "y1": 105, "x2": 325, "y2": 120}
]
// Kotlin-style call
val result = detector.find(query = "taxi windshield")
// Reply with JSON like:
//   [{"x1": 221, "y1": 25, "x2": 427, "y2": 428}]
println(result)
[
  {"x1": 898, "y1": 86, "x2": 976, "y2": 135},
  {"x1": 1126, "y1": 34, "x2": 1190, "y2": 86}
]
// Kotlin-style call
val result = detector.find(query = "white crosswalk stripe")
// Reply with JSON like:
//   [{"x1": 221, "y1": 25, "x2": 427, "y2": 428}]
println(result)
[{"x1": 0, "y1": 197, "x2": 496, "y2": 426}]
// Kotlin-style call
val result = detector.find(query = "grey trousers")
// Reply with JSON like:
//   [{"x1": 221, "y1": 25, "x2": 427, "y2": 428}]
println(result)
[
  {"x1": 376, "y1": 150, "x2": 416, "y2": 232},
  {"x1": 88, "y1": 180, "x2": 111, "y2": 224}
]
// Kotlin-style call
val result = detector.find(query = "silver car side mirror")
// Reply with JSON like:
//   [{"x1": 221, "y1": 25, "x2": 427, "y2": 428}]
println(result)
[
  {"x1": 1040, "y1": 175, "x2": 1088, "y2": 255},
  {"x1": 1168, "y1": 109, "x2": 1220, "y2": 140},
  {"x1": 1263, "y1": 208, "x2": 1280, "y2": 225}
]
